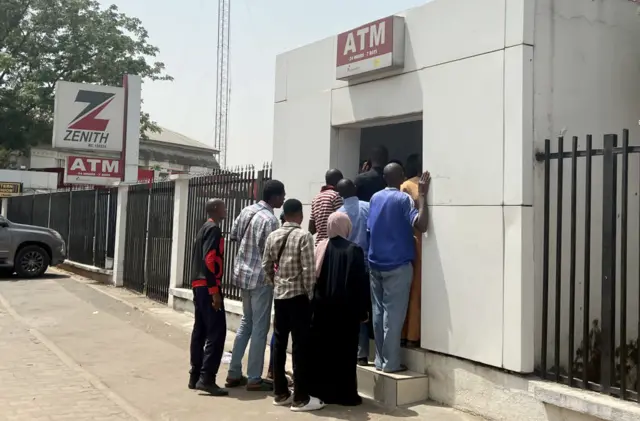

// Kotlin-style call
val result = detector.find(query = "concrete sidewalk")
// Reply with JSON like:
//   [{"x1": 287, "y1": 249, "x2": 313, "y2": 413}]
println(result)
[{"x1": 0, "y1": 269, "x2": 483, "y2": 421}]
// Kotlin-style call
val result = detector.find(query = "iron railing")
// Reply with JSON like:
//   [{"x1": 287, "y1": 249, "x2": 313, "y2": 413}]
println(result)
[
  {"x1": 32, "y1": 194, "x2": 50, "y2": 227},
  {"x1": 538, "y1": 129, "x2": 640, "y2": 402},
  {"x1": 182, "y1": 164, "x2": 271, "y2": 301},
  {"x1": 49, "y1": 191, "x2": 71, "y2": 246},
  {"x1": 6, "y1": 187, "x2": 117, "y2": 269},
  {"x1": 68, "y1": 189, "x2": 96, "y2": 265},
  {"x1": 123, "y1": 184, "x2": 150, "y2": 294},
  {"x1": 7, "y1": 194, "x2": 34, "y2": 225},
  {"x1": 94, "y1": 189, "x2": 112, "y2": 269},
  {"x1": 145, "y1": 181, "x2": 175, "y2": 304}
]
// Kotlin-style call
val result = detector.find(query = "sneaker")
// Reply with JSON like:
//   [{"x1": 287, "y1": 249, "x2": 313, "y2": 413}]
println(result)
[
  {"x1": 383, "y1": 364, "x2": 408, "y2": 374},
  {"x1": 357, "y1": 358, "x2": 369, "y2": 367},
  {"x1": 195, "y1": 380, "x2": 229, "y2": 396},
  {"x1": 225, "y1": 376, "x2": 248, "y2": 388},
  {"x1": 246, "y1": 381, "x2": 273, "y2": 392},
  {"x1": 273, "y1": 393, "x2": 293, "y2": 406},
  {"x1": 291, "y1": 396, "x2": 326, "y2": 412}
]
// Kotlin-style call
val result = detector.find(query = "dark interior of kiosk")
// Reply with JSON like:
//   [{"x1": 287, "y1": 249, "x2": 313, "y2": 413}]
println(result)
[{"x1": 359, "y1": 120, "x2": 423, "y2": 171}]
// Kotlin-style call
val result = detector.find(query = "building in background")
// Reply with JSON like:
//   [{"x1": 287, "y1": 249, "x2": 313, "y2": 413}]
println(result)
[{"x1": 28, "y1": 126, "x2": 218, "y2": 187}]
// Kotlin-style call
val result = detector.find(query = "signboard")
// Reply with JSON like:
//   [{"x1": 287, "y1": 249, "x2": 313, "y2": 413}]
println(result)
[
  {"x1": 52, "y1": 81, "x2": 125, "y2": 152},
  {"x1": 336, "y1": 16, "x2": 405, "y2": 80},
  {"x1": 64, "y1": 156, "x2": 122, "y2": 186},
  {"x1": 0, "y1": 182, "x2": 22, "y2": 198}
]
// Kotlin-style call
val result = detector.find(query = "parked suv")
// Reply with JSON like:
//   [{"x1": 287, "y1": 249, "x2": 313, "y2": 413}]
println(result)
[{"x1": 0, "y1": 215, "x2": 66, "y2": 278}]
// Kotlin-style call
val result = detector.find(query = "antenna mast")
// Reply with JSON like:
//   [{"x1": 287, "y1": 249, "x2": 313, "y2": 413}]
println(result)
[{"x1": 214, "y1": 0, "x2": 231, "y2": 168}]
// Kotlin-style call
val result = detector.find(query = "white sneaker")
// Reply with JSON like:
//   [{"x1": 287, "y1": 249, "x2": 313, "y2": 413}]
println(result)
[
  {"x1": 273, "y1": 393, "x2": 293, "y2": 407},
  {"x1": 290, "y1": 396, "x2": 326, "y2": 412}
]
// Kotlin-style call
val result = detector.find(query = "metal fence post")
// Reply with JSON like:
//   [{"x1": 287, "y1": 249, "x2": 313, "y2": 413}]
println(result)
[{"x1": 600, "y1": 133, "x2": 617, "y2": 394}]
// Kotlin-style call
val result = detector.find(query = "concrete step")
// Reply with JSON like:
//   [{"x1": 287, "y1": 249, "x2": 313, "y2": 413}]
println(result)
[{"x1": 357, "y1": 364, "x2": 429, "y2": 407}]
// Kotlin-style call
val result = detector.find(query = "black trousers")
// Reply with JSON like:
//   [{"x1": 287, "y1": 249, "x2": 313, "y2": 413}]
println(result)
[
  {"x1": 190, "y1": 287, "x2": 227, "y2": 383},
  {"x1": 273, "y1": 294, "x2": 311, "y2": 403}
]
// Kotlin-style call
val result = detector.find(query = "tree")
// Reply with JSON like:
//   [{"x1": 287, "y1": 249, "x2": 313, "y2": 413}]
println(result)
[{"x1": 0, "y1": 0, "x2": 172, "y2": 166}]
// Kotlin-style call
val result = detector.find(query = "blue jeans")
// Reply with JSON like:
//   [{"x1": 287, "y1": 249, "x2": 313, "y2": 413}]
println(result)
[
  {"x1": 228, "y1": 284, "x2": 273, "y2": 383},
  {"x1": 370, "y1": 263, "x2": 413, "y2": 372},
  {"x1": 358, "y1": 323, "x2": 370, "y2": 359}
]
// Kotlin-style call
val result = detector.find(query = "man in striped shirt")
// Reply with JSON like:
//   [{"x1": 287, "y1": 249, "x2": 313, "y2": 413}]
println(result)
[{"x1": 309, "y1": 169, "x2": 344, "y2": 245}]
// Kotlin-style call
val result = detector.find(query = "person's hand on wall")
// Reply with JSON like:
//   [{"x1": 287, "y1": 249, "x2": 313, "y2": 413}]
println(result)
[{"x1": 418, "y1": 171, "x2": 431, "y2": 197}]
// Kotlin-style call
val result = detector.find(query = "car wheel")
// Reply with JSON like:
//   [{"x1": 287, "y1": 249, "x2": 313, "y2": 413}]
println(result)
[{"x1": 14, "y1": 245, "x2": 50, "y2": 278}]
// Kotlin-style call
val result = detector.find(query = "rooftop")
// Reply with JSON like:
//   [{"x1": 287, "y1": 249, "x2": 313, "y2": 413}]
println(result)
[{"x1": 143, "y1": 126, "x2": 217, "y2": 152}]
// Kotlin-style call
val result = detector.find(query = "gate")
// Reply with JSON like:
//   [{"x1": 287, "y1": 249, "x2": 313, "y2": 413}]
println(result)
[
  {"x1": 32, "y1": 194, "x2": 50, "y2": 227},
  {"x1": 6, "y1": 187, "x2": 117, "y2": 269},
  {"x1": 182, "y1": 165, "x2": 271, "y2": 301},
  {"x1": 106, "y1": 188, "x2": 118, "y2": 261},
  {"x1": 68, "y1": 189, "x2": 96, "y2": 265},
  {"x1": 49, "y1": 191, "x2": 71, "y2": 245},
  {"x1": 145, "y1": 181, "x2": 175, "y2": 303},
  {"x1": 7, "y1": 195, "x2": 34, "y2": 224},
  {"x1": 123, "y1": 184, "x2": 149, "y2": 294},
  {"x1": 94, "y1": 188, "x2": 116, "y2": 269}
]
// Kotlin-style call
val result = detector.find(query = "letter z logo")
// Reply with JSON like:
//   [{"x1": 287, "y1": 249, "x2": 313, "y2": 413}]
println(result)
[{"x1": 68, "y1": 90, "x2": 115, "y2": 132}]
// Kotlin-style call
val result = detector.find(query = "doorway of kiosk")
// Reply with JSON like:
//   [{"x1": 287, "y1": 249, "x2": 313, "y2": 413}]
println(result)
[{"x1": 359, "y1": 119, "x2": 422, "y2": 175}]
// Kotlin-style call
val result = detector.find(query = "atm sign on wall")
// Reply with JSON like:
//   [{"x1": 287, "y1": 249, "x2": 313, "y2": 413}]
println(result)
[
  {"x1": 336, "y1": 16, "x2": 405, "y2": 80},
  {"x1": 64, "y1": 156, "x2": 122, "y2": 186}
]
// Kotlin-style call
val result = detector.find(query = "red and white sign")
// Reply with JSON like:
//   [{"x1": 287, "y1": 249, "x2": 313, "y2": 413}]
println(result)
[
  {"x1": 336, "y1": 16, "x2": 405, "y2": 80},
  {"x1": 64, "y1": 156, "x2": 122, "y2": 185},
  {"x1": 52, "y1": 81, "x2": 125, "y2": 152}
]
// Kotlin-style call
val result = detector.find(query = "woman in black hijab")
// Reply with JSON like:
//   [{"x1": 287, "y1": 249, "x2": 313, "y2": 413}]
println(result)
[{"x1": 309, "y1": 212, "x2": 370, "y2": 406}]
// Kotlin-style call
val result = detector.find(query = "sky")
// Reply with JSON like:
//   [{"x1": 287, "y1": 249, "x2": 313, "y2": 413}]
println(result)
[{"x1": 105, "y1": 0, "x2": 427, "y2": 167}]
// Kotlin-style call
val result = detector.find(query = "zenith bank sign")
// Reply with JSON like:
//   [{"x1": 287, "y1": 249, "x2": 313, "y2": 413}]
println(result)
[
  {"x1": 64, "y1": 156, "x2": 122, "y2": 186},
  {"x1": 336, "y1": 16, "x2": 405, "y2": 80},
  {"x1": 52, "y1": 81, "x2": 125, "y2": 152}
]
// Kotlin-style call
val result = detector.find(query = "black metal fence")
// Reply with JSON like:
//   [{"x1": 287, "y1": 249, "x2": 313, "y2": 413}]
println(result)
[
  {"x1": 7, "y1": 194, "x2": 34, "y2": 225},
  {"x1": 122, "y1": 181, "x2": 175, "y2": 304},
  {"x1": 68, "y1": 189, "x2": 97, "y2": 265},
  {"x1": 182, "y1": 165, "x2": 272, "y2": 301},
  {"x1": 145, "y1": 181, "x2": 175, "y2": 303},
  {"x1": 123, "y1": 184, "x2": 150, "y2": 294},
  {"x1": 50, "y1": 191, "x2": 71, "y2": 246},
  {"x1": 6, "y1": 188, "x2": 117, "y2": 269},
  {"x1": 538, "y1": 129, "x2": 640, "y2": 402}
]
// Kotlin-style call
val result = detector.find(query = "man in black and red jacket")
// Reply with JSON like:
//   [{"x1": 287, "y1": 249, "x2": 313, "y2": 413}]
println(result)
[{"x1": 188, "y1": 198, "x2": 228, "y2": 396}]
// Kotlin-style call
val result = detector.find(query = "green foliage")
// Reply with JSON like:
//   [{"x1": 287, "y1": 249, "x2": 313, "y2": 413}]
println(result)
[{"x1": 0, "y1": 0, "x2": 172, "y2": 163}]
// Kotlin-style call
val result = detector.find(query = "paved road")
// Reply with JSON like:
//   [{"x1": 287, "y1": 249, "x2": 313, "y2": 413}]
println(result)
[{"x1": 0, "y1": 271, "x2": 482, "y2": 421}]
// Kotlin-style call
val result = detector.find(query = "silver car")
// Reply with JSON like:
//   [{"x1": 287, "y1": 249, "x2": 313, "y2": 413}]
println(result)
[{"x1": 0, "y1": 215, "x2": 66, "y2": 277}]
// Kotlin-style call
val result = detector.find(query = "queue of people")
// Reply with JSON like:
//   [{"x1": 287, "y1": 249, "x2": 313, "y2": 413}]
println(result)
[{"x1": 187, "y1": 145, "x2": 430, "y2": 413}]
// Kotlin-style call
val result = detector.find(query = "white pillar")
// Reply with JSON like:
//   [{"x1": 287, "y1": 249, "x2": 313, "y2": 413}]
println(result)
[
  {"x1": 112, "y1": 184, "x2": 129, "y2": 287},
  {"x1": 168, "y1": 174, "x2": 190, "y2": 308},
  {"x1": 1, "y1": 198, "x2": 8, "y2": 217},
  {"x1": 123, "y1": 74, "x2": 141, "y2": 183}
]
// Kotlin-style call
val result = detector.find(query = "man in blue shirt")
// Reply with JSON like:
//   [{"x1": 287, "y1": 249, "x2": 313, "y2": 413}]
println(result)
[
  {"x1": 368, "y1": 163, "x2": 430, "y2": 373},
  {"x1": 336, "y1": 179, "x2": 371, "y2": 366}
]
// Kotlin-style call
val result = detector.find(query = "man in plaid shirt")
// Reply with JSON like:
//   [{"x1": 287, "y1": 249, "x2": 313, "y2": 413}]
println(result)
[
  {"x1": 225, "y1": 180, "x2": 285, "y2": 392},
  {"x1": 263, "y1": 199, "x2": 325, "y2": 412}
]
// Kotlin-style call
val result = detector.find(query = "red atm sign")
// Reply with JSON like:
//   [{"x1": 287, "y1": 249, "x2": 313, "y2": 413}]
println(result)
[
  {"x1": 64, "y1": 156, "x2": 122, "y2": 185},
  {"x1": 336, "y1": 16, "x2": 405, "y2": 80}
]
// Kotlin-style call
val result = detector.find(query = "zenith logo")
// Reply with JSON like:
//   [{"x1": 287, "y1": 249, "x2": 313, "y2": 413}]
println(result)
[{"x1": 63, "y1": 90, "x2": 115, "y2": 147}]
